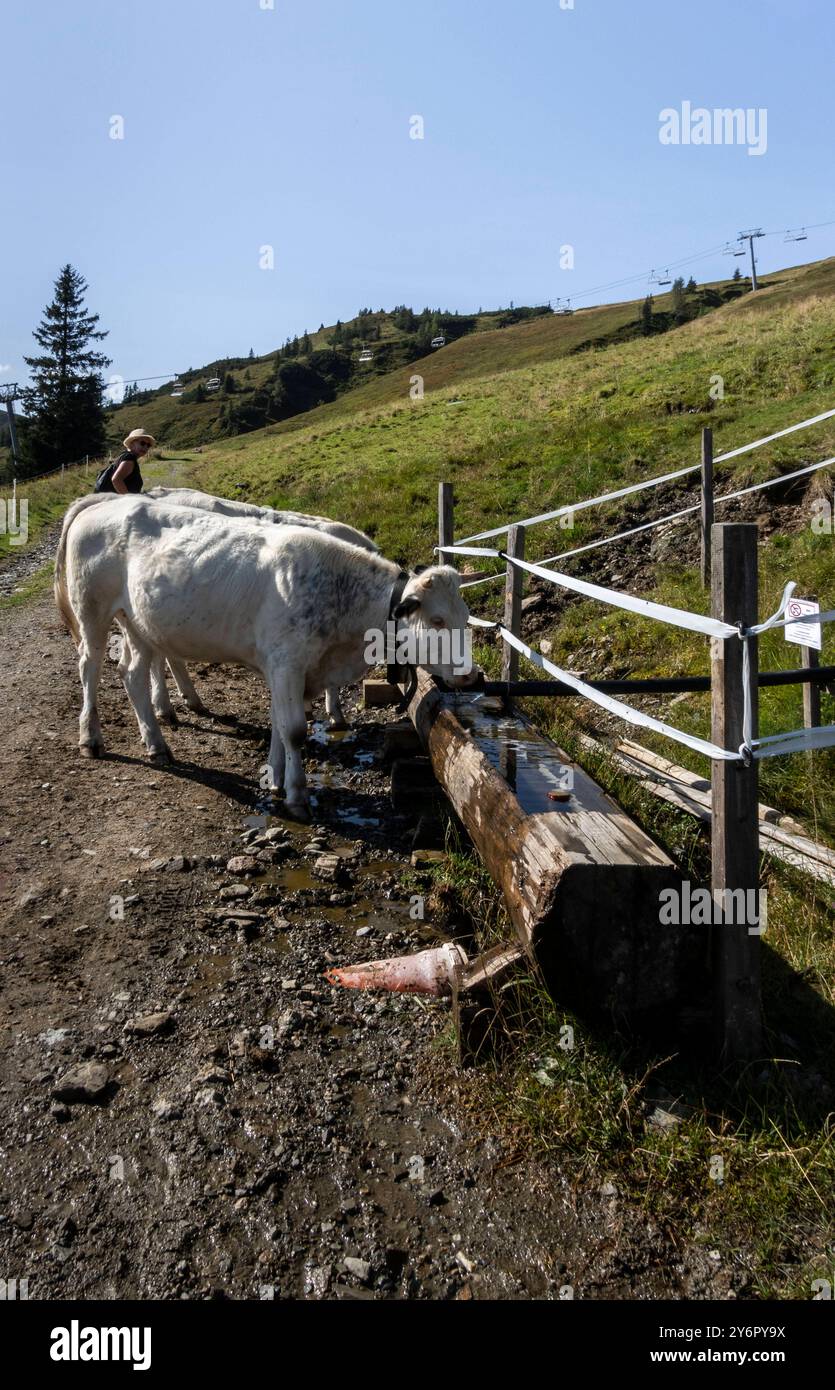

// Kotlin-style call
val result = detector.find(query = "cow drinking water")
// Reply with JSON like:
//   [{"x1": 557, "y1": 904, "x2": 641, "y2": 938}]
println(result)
[{"x1": 54, "y1": 493, "x2": 477, "y2": 817}]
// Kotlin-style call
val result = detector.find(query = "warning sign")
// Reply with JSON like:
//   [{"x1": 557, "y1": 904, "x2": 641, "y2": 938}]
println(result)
[{"x1": 784, "y1": 597, "x2": 821, "y2": 651}]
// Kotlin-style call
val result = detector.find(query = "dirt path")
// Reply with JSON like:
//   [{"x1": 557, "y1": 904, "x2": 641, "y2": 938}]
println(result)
[{"x1": 0, "y1": 568, "x2": 726, "y2": 1301}]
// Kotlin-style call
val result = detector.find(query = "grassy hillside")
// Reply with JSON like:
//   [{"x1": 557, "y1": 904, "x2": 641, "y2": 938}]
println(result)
[
  {"x1": 196, "y1": 256, "x2": 835, "y2": 819},
  {"x1": 103, "y1": 280, "x2": 738, "y2": 453}
]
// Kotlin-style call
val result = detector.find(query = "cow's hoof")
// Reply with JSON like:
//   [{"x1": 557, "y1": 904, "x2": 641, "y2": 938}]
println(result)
[
  {"x1": 79, "y1": 742, "x2": 103, "y2": 759},
  {"x1": 148, "y1": 745, "x2": 173, "y2": 764},
  {"x1": 284, "y1": 800, "x2": 311, "y2": 823},
  {"x1": 157, "y1": 709, "x2": 179, "y2": 728},
  {"x1": 186, "y1": 700, "x2": 211, "y2": 717},
  {"x1": 328, "y1": 716, "x2": 349, "y2": 732}
]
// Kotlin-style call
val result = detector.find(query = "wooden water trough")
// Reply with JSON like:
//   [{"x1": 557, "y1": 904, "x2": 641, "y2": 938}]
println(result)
[{"x1": 383, "y1": 670, "x2": 705, "y2": 1033}]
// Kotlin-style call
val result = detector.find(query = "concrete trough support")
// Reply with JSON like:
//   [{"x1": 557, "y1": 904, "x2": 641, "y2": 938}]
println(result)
[{"x1": 405, "y1": 671, "x2": 703, "y2": 1030}]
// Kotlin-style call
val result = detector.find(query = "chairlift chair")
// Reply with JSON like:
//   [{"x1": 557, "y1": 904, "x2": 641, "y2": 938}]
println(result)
[
  {"x1": 358, "y1": 347, "x2": 374, "y2": 363},
  {"x1": 206, "y1": 377, "x2": 221, "y2": 392},
  {"x1": 784, "y1": 228, "x2": 808, "y2": 242},
  {"x1": 430, "y1": 335, "x2": 446, "y2": 348},
  {"x1": 170, "y1": 379, "x2": 184, "y2": 397}
]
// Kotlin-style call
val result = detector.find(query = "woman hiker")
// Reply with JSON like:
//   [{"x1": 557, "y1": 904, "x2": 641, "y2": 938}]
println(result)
[{"x1": 94, "y1": 428, "x2": 155, "y2": 494}]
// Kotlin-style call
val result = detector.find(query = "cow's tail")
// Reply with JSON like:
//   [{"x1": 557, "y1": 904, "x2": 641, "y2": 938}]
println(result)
[{"x1": 54, "y1": 493, "x2": 112, "y2": 644}]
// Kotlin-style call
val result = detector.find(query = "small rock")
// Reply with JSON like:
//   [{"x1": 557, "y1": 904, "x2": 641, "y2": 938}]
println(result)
[
  {"x1": 125, "y1": 1011, "x2": 174, "y2": 1037},
  {"x1": 219, "y1": 885, "x2": 251, "y2": 901},
  {"x1": 646, "y1": 1106, "x2": 683, "y2": 1132},
  {"x1": 226, "y1": 855, "x2": 262, "y2": 876},
  {"x1": 343, "y1": 1257, "x2": 371, "y2": 1284},
  {"x1": 52, "y1": 1061, "x2": 110, "y2": 1104},
  {"x1": 151, "y1": 1098, "x2": 182, "y2": 1121},
  {"x1": 407, "y1": 1155, "x2": 425, "y2": 1183},
  {"x1": 140, "y1": 857, "x2": 169, "y2": 873}
]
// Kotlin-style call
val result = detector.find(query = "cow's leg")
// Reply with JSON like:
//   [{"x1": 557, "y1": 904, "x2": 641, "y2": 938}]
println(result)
[
  {"x1": 325, "y1": 683, "x2": 349, "y2": 730},
  {"x1": 77, "y1": 628, "x2": 108, "y2": 757},
  {"x1": 120, "y1": 632, "x2": 173, "y2": 761},
  {"x1": 265, "y1": 691, "x2": 286, "y2": 793},
  {"x1": 266, "y1": 666, "x2": 308, "y2": 817},
  {"x1": 151, "y1": 654, "x2": 179, "y2": 727},
  {"x1": 167, "y1": 658, "x2": 211, "y2": 716}
]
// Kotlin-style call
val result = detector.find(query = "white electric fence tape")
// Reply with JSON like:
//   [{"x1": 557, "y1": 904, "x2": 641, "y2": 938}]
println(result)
[
  {"x1": 467, "y1": 583, "x2": 835, "y2": 763},
  {"x1": 713, "y1": 406, "x2": 835, "y2": 463},
  {"x1": 454, "y1": 406, "x2": 835, "y2": 546},
  {"x1": 458, "y1": 454, "x2": 835, "y2": 590},
  {"x1": 454, "y1": 548, "x2": 741, "y2": 638}
]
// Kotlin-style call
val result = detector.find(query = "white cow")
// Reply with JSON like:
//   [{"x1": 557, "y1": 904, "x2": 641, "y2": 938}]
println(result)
[
  {"x1": 143, "y1": 487, "x2": 379, "y2": 728},
  {"x1": 55, "y1": 494, "x2": 476, "y2": 817},
  {"x1": 145, "y1": 487, "x2": 379, "y2": 552}
]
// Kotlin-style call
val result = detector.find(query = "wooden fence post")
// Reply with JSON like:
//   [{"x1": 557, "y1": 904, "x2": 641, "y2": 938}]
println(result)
[
  {"x1": 700, "y1": 427, "x2": 714, "y2": 589},
  {"x1": 502, "y1": 524, "x2": 526, "y2": 684},
  {"x1": 711, "y1": 522, "x2": 762, "y2": 1063},
  {"x1": 801, "y1": 595, "x2": 821, "y2": 731},
  {"x1": 438, "y1": 482, "x2": 454, "y2": 566}
]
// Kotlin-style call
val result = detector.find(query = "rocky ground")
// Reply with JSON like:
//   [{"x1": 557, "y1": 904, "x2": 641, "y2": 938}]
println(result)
[{"x1": 0, "y1": 554, "x2": 735, "y2": 1301}]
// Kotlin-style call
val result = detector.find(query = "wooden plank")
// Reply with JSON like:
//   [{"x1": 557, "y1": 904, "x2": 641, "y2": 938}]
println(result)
[
  {"x1": 711, "y1": 523, "x2": 762, "y2": 1062},
  {"x1": 578, "y1": 734, "x2": 835, "y2": 889},
  {"x1": 404, "y1": 670, "x2": 698, "y2": 1025}
]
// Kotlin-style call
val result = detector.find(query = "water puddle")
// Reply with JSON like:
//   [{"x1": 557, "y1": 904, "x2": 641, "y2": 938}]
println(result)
[{"x1": 453, "y1": 698, "x2": 578, "y2": 815}]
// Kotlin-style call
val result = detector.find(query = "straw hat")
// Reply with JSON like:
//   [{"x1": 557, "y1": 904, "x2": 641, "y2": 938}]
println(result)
[{"x1": 123, "y1": 428, "x2": 156, "y2": 449}]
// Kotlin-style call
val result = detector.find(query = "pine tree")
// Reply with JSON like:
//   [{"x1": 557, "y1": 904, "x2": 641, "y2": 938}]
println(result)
[
  {"x1": 641, "y1": 295, "x2": 654, "y2": 335},
  {"x1": 301, "y1": 331, "x2": 312, "y2": 354},
  {"x1": 21, "y1": 264, "x2": 111, "y2": 475},
  {"x1": 248, "y1": 347, "x2": 255, "y2": 359},
  {"x1": 686, "y1": 277, "x2": 697, "y2": 292},
  {"x1": 733, "y1": 267, "x2": 742, "y2": 282}
]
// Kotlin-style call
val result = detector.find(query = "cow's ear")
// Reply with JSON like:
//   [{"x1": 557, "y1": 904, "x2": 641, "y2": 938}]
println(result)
[
  {"x1": 413, "y1": 564, "x2": 429, "y2": 575},
  {"x1": 393, "y1": 595, "x2": 421, "y2": 619}
]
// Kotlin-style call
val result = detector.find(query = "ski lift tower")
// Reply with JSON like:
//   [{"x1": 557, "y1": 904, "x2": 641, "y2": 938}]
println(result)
[
  {"x1": 0, "y1": 382, "x2": 22, "y2": 493},
  {"x1": 738, "y1": 228, "x2": 765, "y2": 290}
]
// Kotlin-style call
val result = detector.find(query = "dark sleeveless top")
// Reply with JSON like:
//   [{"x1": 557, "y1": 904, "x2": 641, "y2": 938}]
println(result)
[{"x1": 94, "y1": 450, "x2": 144, "y2": 494}]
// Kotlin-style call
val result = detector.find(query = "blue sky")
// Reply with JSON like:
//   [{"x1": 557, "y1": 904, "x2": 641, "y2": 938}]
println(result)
[{"x1": 1, "y1": 0, "x2": 833, "y2": 395}]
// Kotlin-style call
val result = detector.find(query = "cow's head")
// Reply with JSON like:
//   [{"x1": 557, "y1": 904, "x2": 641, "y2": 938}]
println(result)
[{"x1": 393, "y1": 566, "x2": 480, "y2": 687}]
